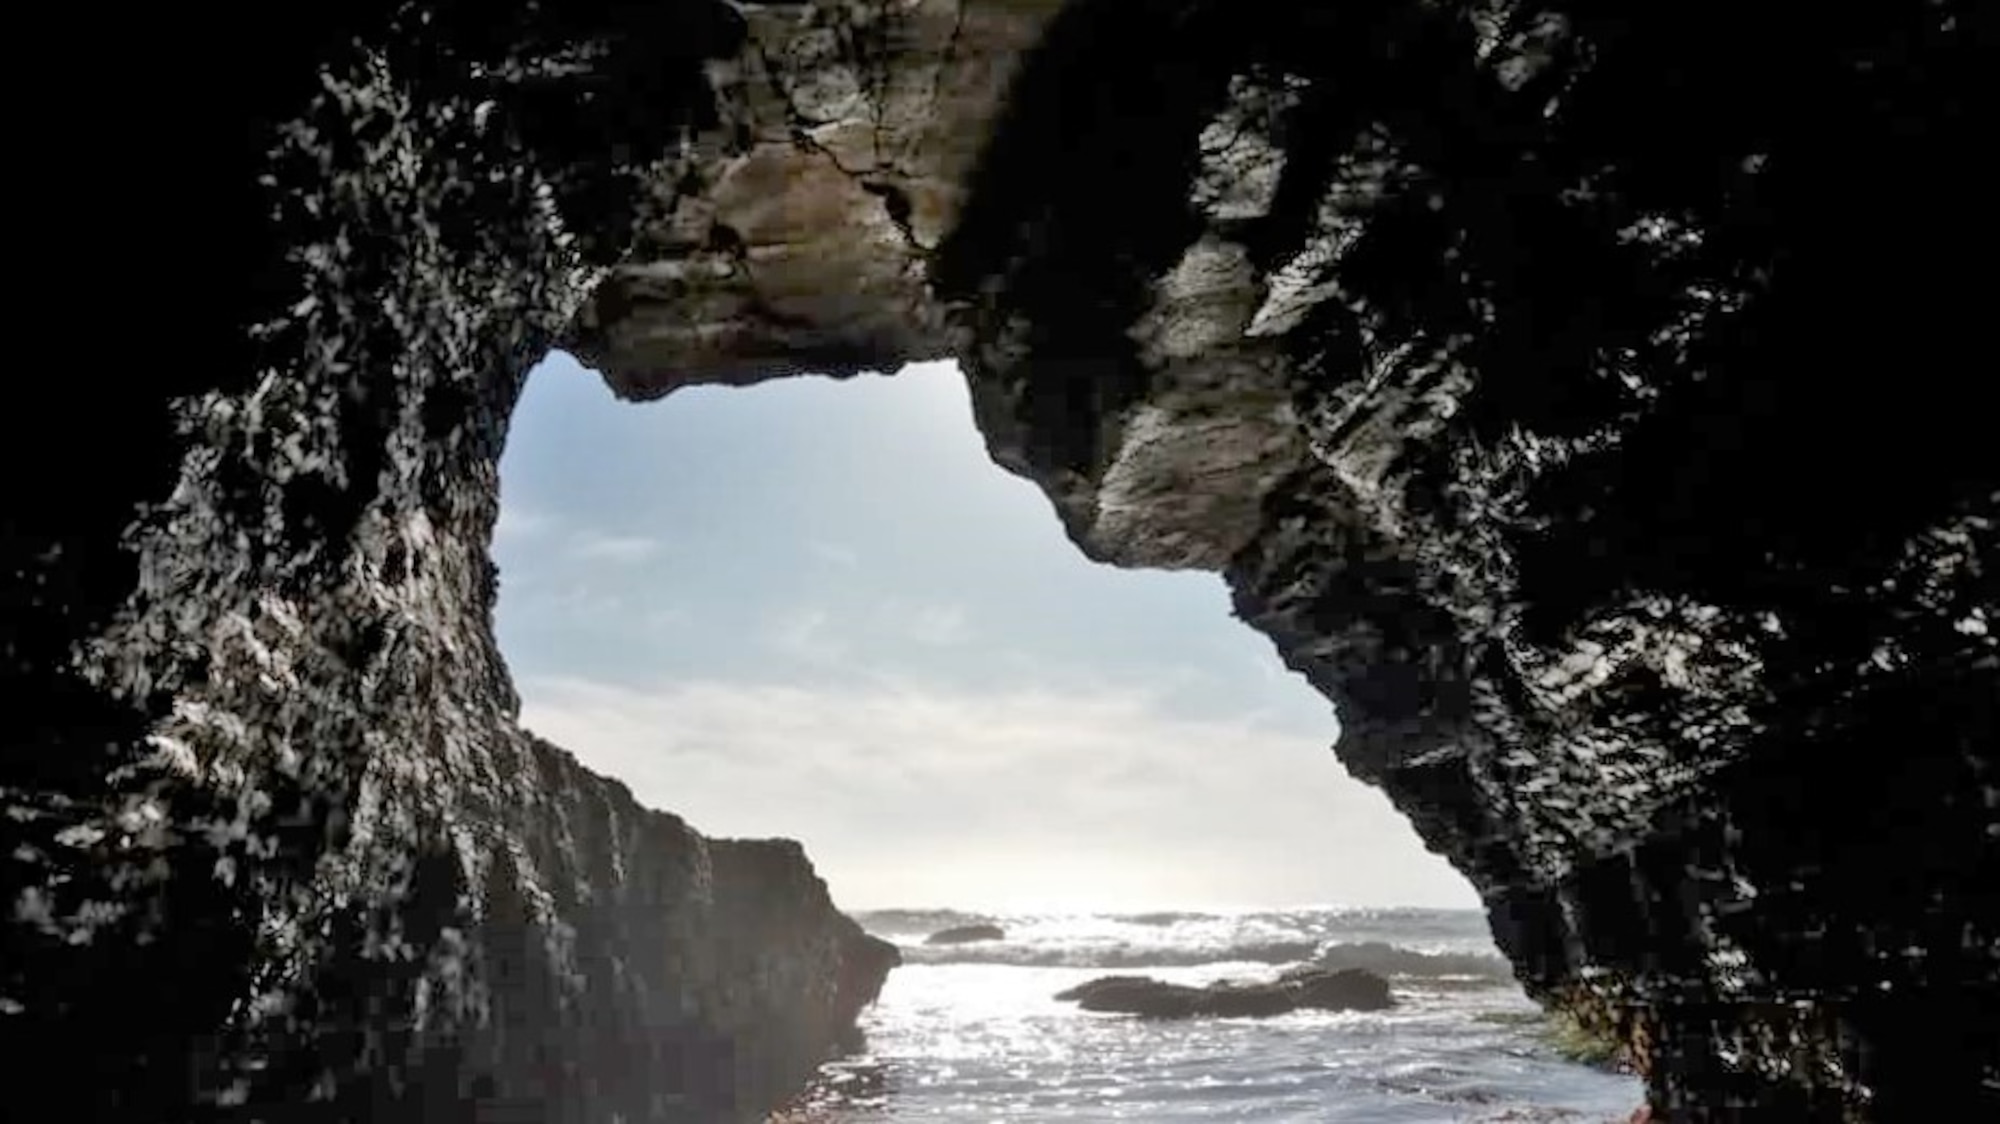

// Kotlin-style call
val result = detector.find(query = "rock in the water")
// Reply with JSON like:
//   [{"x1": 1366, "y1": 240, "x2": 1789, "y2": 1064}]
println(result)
[
  {"x1": 1056, "y1": 968, "x2": 1393, "y2": 1018},
  {"x1": 1275, "y1": 964, "x2": 1397, "y2": 1011},
  {"x1": 1054, "y1": 975, "x2": 1158, "y2": 1003},
  {"x1": 924, "y1": 923, "x2": 1006, "y2": 945}
]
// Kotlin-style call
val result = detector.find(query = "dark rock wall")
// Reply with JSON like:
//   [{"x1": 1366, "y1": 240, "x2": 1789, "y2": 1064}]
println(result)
[
  {"x1": 4, "y1": 3, "x2": 891, "y2": 1121},
  {"x1": 578, "y1": 0, "x2": 1994, "y2": 1117},
  {"x1": 5, "y1": 0, "x2": 1994, "y2": 1121},
  {"x1": 932, "y1": 1, "x2": 1998, "y2": 1118}
]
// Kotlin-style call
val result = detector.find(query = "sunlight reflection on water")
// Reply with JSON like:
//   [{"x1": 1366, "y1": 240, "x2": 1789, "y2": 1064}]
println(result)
[
  {"x1": 777, "y1": 911, "x2": 1640, "y2": 1122},
  {"x1": 782, "y1": 965, "x2": 1638, "y2": 1122}
]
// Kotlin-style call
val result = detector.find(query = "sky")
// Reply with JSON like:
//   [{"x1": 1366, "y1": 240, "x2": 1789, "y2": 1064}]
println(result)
[{"x1": 492, "y1": 352, "x2": 1480, "y2": 913}]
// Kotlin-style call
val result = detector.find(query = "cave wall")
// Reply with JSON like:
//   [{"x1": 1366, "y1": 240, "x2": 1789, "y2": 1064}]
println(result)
[
  {"x1": 3, "y1": 3, "x2": 892, "y2": 1121},
  {"x1": 3, "y1": 0, "x2": 1994, "y2": 1121},
  {"x1": 575, "y1": 0, "x2": 1997, "y2": 1119}
]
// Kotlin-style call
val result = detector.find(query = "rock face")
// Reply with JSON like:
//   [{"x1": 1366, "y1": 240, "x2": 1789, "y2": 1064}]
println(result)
[
  {"x1": 570, "y1": 2, "x2": 1997, "y2": 1119},
  {"x1": 5, "y1": 1, "x2": 1994, "y2": 1122},
  {"x1": 7, "y1": 3, "x2": 893, "y2": 1122},
  {"x1": 1056, "y1": 967, "x2": 1394, "y2": 1019},
  {"x1": 924, "y1": 923, "x2": 1006, "y2": 945}
]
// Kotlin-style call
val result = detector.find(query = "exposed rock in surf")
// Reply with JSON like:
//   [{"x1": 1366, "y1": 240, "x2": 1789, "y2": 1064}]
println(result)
[
  {"x1": 924, "y1": 923, "x2": 1007, "y2": 945},
  {"x1": 906, "y1": 931, "x2": 1513, "y2": 977},
  {"x1": 1056, "y1": 967, "x2": 1393, "y2": 1018}
]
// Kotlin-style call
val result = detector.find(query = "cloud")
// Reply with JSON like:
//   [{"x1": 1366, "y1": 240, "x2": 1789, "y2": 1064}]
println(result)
[
  {"x1": 565, "y1": 531, "x2": 662, "y2": 564},
  {"x1": 905, "y1": 604, "x2": 970, "y2": 647},
  {"x1": 768, "y1": 607, "x2": 846, "y2": 663},
  {"x1": 514, "y1": 672, "x2": 1479, "y2": 913}
]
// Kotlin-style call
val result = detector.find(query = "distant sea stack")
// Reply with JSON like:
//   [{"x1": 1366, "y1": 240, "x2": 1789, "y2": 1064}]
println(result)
[
  {"x1": 925, "y1": 924, "x2": 1007, "y2": 945},
  {"x1": 9, "y1": 0, "x2": 1992, "y2": 1120},
  {"x1": 1056, "y1": 967, "x2": 1394, "y2": 1019}
]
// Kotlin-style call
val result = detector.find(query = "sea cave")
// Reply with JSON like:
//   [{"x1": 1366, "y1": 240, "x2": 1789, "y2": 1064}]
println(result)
[{"x1": 3, "y1": 0, "x2": 1994, "y2": 1121}]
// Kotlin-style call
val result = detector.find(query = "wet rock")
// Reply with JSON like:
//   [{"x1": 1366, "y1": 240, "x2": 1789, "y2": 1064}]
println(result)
[
  {"x1": 1056, "y1": 967, "x2": 1393, "y2": 1018},
  {"x1": 11, "y1": 0, "x2": 1995, "y2": 1119},
  {"x1": 582, "y1": 1, "x2": 1997, "y2": 1116},
  {"x1": 6, "y1": 4, "x2": 895, "y2": 1120},
  {"x1": 924, "y1": 923, "x2": 1006, "y2": 945}
]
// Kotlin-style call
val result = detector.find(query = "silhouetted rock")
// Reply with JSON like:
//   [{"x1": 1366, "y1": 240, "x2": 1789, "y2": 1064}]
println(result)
[
  {"x1": 1056, "y1": 968, "x2": 1393, "y2": 1018},
  {"x1": 11, "y1": 0, "x2": 1993, "y2": 1119},
  {"x1": 924, "y1": 924, "x2": 1006, "y2": 945},
  {"x1": 6, "y1": 5, "x2": 895, "y2": 1119},
  {"x1": 1054, "y1": 975, "x2": 1156, "y2": 1003}
]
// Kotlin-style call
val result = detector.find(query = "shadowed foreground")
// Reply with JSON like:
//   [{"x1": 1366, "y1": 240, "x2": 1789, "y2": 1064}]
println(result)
[{"x1": 4, "y1": 0, "x2": 1994, "y2": 1120}]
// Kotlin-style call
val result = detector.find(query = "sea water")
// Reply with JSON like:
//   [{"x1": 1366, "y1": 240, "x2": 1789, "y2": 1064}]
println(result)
[{"x1": 779, "y1": 908, "x2": 1641, "y2": 1122}]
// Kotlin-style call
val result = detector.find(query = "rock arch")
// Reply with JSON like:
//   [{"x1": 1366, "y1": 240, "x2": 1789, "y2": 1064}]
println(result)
[{"x1": 5, "y1": 1, "x2": 1992, "y2": 1120}]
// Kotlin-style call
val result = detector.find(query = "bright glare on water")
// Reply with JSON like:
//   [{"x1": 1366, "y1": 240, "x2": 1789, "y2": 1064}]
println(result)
[{"x1": 779, "y1": 909, "x2": 1641, "y2": 1123}]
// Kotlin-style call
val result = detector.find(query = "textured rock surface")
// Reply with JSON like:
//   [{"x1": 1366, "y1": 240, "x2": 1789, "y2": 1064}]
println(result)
[
  {"x1": 581, "y1": 1, "x2": 1997, "y2": 1119},
  {"x1": 923, "y1": 923, "x2": 1006, "y2": 945},
  {"x1": 4, "y1": 0, "x2": 1994, "y2": 1122},
  {"x1": 5, "y1": 3, "x2": 891, "y2": 1121},
  {"x1": 565, "y1": 0, "x2": 1068, "y2": 397},
  {"x1": 1055, "y1": 967, "x2": 1394, "y2": 1018}
]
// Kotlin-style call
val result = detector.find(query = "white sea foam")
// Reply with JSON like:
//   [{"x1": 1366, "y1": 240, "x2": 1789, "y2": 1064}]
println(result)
[
  {"x1": 860, "y1": 907, "x2": 1514, "y2": 976},
  {"x1": 786, "y1": 907, "x2": 1641, "y2": 1122}
]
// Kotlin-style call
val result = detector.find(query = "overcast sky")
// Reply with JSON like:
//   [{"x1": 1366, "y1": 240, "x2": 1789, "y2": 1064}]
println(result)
[{"x1": 493, "y1": 352, "x2": 1479, "y2": 913}]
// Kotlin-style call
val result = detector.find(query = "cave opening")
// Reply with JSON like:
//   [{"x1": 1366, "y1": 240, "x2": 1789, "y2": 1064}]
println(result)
[
  {"x1": 6, "y1": 0, "x2": 1990, "y2": 1118},
  {"x1": 489, "y1": 350, "x2": 1641, "y2": 1119},
  {"x1": 493, "y1": 350, "x2": 1478, "y2": 912}
]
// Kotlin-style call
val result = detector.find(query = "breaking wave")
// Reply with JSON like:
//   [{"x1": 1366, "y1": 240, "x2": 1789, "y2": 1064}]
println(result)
[
  {"x1": 899, "y1": 938, "x2": 1511, "y2": 977},
  {"x1": 814, "y1": 905, "x2": 1641, "y2": 1121},
  {"x1": 853, "y1": 907, "x2": 1513, "y2": 979}
]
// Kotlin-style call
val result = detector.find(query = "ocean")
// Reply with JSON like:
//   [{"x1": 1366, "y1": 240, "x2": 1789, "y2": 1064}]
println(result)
[{"x1": 779, "y1": 908, "x2": 1642, "y2": 1122}]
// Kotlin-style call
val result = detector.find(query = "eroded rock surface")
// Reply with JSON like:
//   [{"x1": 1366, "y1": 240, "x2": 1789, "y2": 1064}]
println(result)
[
  {"x1": 6, "y1": 3, "x2": 892, "y2": 1121},
  {"x1": 578, "y1": 1, "x2": 1997, "y2": 1119},
  {"x1": 1055, "y1": 966, "x2": 1394, "y2": 1019},
  {"x1": 924, "y1": 923, "x2": 1006, "y2": 945},
  {"x1": 566, "y1": 0, "x2": 1069, "y2": 396},
  {"x1": 5, "y1": 0, "x2": 1995, "y2": 1122}
]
